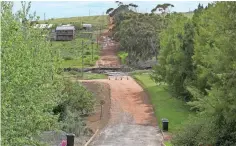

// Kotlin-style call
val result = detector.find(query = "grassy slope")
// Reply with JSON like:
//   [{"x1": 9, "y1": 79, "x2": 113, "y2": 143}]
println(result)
[
  {"x1": 51, "y1": 37, "x2": 100, "y2": 68},
  {"x1": 63, "y1": 71, "x2": 107, "y2": 80},
  {"x1": 182, "y1": 12, "x2": 194, "y2": 18},
  {"x1": 133, "y1": 73, "x2": 193, "y2": 133},
  {"x1": 40, "y1": 15, "x2": 108, "y2": 29}
]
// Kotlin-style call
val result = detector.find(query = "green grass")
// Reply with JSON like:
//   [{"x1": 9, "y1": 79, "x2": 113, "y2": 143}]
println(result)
[
  {"x1": 182, "y1": 12, "x2": 194, "y2": 18},
  {"x1": 164, "y1": 141, "x2": 173, "y2": 146},
  {"x1": 51, "y1": 37, "x2": 100, "y2": 68},
  {"x1": 118, "y1": 51, "x2": 128, "y2": 64},
  {"x1": 40, "y1": 15, "x2": 108, "y2": 29},
  {"x1": 133, "y1": 73, "x2": 193, "y2": 133},
  {"x1": 63, "y1": 71, "x2": 107, "y2": 80}
]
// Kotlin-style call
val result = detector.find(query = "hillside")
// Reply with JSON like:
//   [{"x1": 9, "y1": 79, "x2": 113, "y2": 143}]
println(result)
[{"x1": 40, "y1": 15, "x2": 109, "y2": 29}]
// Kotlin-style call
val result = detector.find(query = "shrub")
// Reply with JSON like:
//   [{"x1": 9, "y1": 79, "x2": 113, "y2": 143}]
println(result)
[
  {"x1": 94, "y1": 56, "x2": 99, "y2": 60},
  {"x1": 53, "y1": 80, "x2": 95, "y2": 136},
  {"x1": 85, "y1": 51, "x2": 91, "y2": 55},
  {"x1": 63, "y1": 56, "x2": 74, "y2": 60}
]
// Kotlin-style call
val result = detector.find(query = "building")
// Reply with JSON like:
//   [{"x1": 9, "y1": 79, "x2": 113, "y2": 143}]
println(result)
[
  {"x1": 55, "y1": 26, "x2": 75, "y2": 41},
  {"x1": 33, "y1": 24, "x2": 53, "y2": 29},
  {"x1": 82, "y1": 24, "x2": 92, "y2": 31}
]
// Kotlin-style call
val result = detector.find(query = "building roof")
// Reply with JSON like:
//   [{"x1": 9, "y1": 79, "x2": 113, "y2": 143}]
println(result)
[
  {"x1": 56, "y1": 26, "x2": 75, "y2": 30},
  {"x1": 33, "y1": 24, "x2": 53, "y2": 29},
  {"x1": 82, "y1": 24, "x2": 92, "y2": 28}
]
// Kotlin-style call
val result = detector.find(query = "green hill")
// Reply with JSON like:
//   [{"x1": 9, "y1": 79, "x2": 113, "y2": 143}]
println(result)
[{"x1": 40, "y1": 15, "x2": 109, "y2": 29}]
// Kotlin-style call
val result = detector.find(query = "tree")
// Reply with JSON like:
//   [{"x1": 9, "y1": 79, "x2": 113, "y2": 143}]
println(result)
[
  {"x1": 172, "y1": 2, "x2": 236, "y2": 145},
  {"x1": 1, "y1": 2, "x2": 63, "y2": 145},
  {"x1": 106, "y1": 8, "x2": 114, "y2": 14},
  {"x1": 151, "y1": 13, "x2": 194, "y2": 100},
  {"x1": 151, "y1": 3, "x2": 174, "y2": 14}
]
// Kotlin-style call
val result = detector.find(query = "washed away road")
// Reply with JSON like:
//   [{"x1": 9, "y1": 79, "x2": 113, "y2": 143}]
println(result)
[{"x1": 82, "y1": 30, "x2": 163, "y2": 146}]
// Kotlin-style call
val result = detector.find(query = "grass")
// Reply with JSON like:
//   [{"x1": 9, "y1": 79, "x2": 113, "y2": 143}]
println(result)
[
  {"x1": 40, "y1": 15, "x2": 108, "y2": 29},
  {"x1": 133, "y1": 73, "x2": 193, "y2": 133},
  {"x1": 63, "y1": 71, "x2": 107, "y2": 80},
  {"x1": 164, "y1": 141, "x2": 172, "y2": 146},
  {"x1": 118, "y1": 51, "x2": 128, "y2": 64},
  {"x1": 182, "y1": 12, "x2": 194, "y2": 18},
  {"x1": 51, "y1": 37, "x2": 100, "y2": 68}
]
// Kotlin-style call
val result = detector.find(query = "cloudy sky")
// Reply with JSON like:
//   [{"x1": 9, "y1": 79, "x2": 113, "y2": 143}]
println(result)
[{"x1": 13, "y1": 1, "x2": 211, "y2": 20}]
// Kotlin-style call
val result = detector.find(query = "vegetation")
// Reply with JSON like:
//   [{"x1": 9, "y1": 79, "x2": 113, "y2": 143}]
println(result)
[
  {"x1": 63, "y1": 71, "x2": 107, "y2": 80},
  {"x1": 1, "y1": 2, "x2": 96, "y2": 145},
  {"x1": 109, "y1": 1, "x2": 236, "y2": 145},
  {"x1": 53, "y1": 80, "x2": 95, "y2": 136},
  {"x1": 39, "y1": 15, "x2": 108, "y2": 30},
  {"x1": 150, "y1": 2, "x2": 236, "y2": 145},
  {"x1": 118, "y1": 51, "x2": 128, "y2": 64},
  {"x1": 50, "y1": 37, "x2": 100, "y2": 68},
  {"x1": 133, "y1": 73, "x2": 193, "y2": 132}
]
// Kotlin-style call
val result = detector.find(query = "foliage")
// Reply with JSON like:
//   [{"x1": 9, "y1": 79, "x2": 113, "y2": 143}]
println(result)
[
  {"x1": 151, "y1": 13, "x2": 195, "y2": 101},
  {"x1": 151, "y1": 3, "x2": 174, "y2": 14},
  {"x1": 151, "y1": 1, "x2": 236, "y2": 145},
  {"x1": 53, "y1": 80, "x2": 95, "y2": 136},
  {"x1": 114, "y1": 12, "x2": 162, "y2": 63},
  {"x1": 118, "y1": 51, "x2": 128, "y2": 64},
  {"x1": 1, "y1": 2, "x2": 63, "y2": 145},
  {"x1": 1, "y1": 2, "x2": 97, "y2": 145}
]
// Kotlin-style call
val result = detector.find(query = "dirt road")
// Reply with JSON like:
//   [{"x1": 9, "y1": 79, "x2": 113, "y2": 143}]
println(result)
[
  {"x1": 81, "y1": 77, "x2": 163, "y2": 146},
  {"x1": 95, "y1": 30, "x2": 121, "y2": 68},
  {"x1": 81, "y1": 30, "x2": 163, "y2": 146}
]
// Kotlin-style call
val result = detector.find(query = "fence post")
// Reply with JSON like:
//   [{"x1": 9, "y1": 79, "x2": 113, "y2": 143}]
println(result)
[
  {"x1": 81, "y1": 40, "x2": 84, "y2": 78},
  {"x1": 91, "y1": 41, "x2": 94, "y2": 61}
]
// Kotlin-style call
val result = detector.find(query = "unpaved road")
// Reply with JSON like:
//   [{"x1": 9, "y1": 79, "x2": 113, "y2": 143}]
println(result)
[
  {"x1": 81, "y1": 30, "x2": 163, "y2": 146},
  {"x1": 95, "y1": 30, "x2": 121, "y2": 68},
  {"x1": 81, "y1": 77, "x2": 163, "y2": 146}
]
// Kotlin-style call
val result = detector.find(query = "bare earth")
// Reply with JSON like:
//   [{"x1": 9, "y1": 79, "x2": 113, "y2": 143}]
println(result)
[
  {"x1": 95, "y1": 30, "x2": 121, "y2": 68},
  {"x1": 80, "y1": 30, "x2": 163, "y2": 146},
  {"x1": 80, "y1": 77, "x2": 163, "y2": 146}
]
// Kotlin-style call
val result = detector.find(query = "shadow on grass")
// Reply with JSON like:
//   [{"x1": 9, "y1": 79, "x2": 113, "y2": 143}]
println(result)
[{"x1": 133, "y1": 74, "x2": 193, "y2": 133}]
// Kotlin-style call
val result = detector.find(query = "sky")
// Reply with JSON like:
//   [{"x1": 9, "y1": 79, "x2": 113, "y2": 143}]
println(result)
[{"x1": 13, "y1": 1, "x2": 211, "y2": 20}]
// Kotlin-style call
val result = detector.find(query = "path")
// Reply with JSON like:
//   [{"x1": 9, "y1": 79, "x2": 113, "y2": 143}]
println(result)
[
  {"x1": 81, "y1": 30, "x2": 163, "y2": 146},
  {"x1": 81, "y1": 77, "x2": 163, "y2": 146},
  {"x1": 95, "y1": 30, "x2": 121, "y2": 68}
]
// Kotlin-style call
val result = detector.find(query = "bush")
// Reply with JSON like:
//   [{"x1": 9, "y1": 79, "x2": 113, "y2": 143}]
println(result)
[
  {"x1": 85, "y1": 51, "x2": 91, "y2": 55},
  {"x1": 63, "y1": 56, "x2": 74, "y2": 60},
  {"x1": 69, "y1": 70, "x2": 78, "y2": 75},
  {"x1": 94, "y1": 56, "x2": 99, "y2": 60},
  {"x1": 53, "y1": 80, "x2": 95, "y2": 136}
]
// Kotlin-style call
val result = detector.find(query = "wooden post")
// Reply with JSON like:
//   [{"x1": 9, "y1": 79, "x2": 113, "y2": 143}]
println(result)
[
  {"x1": 97, "y1": 32, "x2": 98, "y2": 49},
  {"x1": 81, "y1": 40, "x2": 84, "y2": 78},
  {"x1": 100, "y1": 100, "x2": 105, "y2": 120},
  {"x1": 91, "y1": 41, "x2": 94, "y2": 61}
]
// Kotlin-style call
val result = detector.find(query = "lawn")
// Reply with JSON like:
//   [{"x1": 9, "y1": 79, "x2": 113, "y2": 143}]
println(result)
[
  {"x1": 133, "y1": 73, "x2": 193, "y2": 133},
  {"x1": 63, "y1": 71, "x2": 107, "y2": 80},
  {"x1": 51, "y1": 37, "x2": 100, "y2": 68}
]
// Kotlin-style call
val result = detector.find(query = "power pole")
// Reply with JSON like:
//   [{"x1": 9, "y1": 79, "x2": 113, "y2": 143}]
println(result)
[
  {"x1": 89, "y1": 9, "x2": 90, "y2": 16},
  {"x1": 44, "y1": 13, "x2": 46, "y2": 22},
  {"x1": 99, "y1": 25, "x2": 101, "y2": 36},
  {"x1": 81, "y1": 40, "x2": 84, "y2": 78},
  {"x1": 97, "y1": 32, "x2": 98, "y2": 49},
  {"x1": 91, "y1": 41, "x2": 94, "y2": 61}
]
